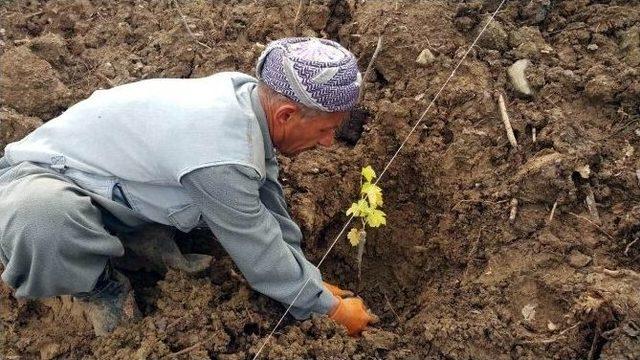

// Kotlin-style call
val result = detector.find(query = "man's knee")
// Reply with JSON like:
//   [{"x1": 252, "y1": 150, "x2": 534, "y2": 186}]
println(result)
[
  {"x1": 12, "y1": 177, "x2": 94, "y2": 228},
  {"x1": 0, "y1": 176, "x2": 124, "y2": 298},
  {"x1": 0, "y1": 176, "x2": 104, "y2": 257}
]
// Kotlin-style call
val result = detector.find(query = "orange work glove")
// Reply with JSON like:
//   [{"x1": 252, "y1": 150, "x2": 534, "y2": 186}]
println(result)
[
  {"x1": 323, "y1": 281, "x2": 354, "y2": 298},
  {"x1": 328, "y1": 297, "x2": 376, "y2": 336}
]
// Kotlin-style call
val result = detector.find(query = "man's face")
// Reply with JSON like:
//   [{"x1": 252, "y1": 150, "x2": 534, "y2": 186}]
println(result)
[{"x1": 277, "y1": 110, "x2": 347, "y2": 156}]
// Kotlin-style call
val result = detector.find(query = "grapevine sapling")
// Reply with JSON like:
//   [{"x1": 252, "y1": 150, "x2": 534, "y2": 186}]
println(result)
[{"x1": 345, "y1": 165, "x2": 386, "y2": 279}]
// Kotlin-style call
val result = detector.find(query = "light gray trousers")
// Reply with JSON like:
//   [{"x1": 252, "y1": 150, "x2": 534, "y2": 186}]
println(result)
[{"x1": 0, "y1": 162, "x2": 147, "y2": 298}]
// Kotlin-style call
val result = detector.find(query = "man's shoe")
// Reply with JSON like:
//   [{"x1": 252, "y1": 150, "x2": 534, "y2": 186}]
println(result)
[{"x1": 75, "y1": 267, "x2": 140, "y2": 336}]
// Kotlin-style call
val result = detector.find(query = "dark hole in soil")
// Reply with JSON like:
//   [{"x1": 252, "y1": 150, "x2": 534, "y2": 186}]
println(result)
[
  {"x1": 512, "y1": 128, "x2": 521, "y2": 143},
  {"x1": 525, "y1": 123, "x2": 533, "y2": 139},
  {"x1": 336, "y1": 106, "x2": 370, "y2": 145},
  {"x1": 123, "y1": 270, "x2": 162, "y2": 316},
  {"x1": 243, "y1": 322, "x2": 260, "y2": 335},
  {"x1": 373, "y1": 68, "x2": 389, "y2": 86},
  {"x1": 571, "y1": 171, "x2": 586, "y2": 186},
  {"x1": 442, "y1": 127, "x2": 454, "y2": 144}
]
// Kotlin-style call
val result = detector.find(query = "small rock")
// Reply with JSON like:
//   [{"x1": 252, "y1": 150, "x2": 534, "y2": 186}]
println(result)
[
  {"x1": 547, "y1": 321, "x2": 558, "y2": 331},
  {"x1": 575, "y1": 164, "x2": 591, "y2": 179},
  {"x1": 520, "y1": 0, "x2": 551, "y2": 24},
  {"x1": 416, "y1": 48, "x2": 435, "y2": 66},
  {"x1": 568, "y1": 250, "x2": 592, "y2": 268},
  {"x1": 509, "y1": 26, "x2": 552, "y2": 59},
  {"x1": 508, "y1": 59, "x2": 533, "y2": 96},
  {"x1": 476, "y1": 19, "x2": 508, "y2": 51},
  {"x1": 587, "y1": 43, "x2": 599, "y2": 51},
  {"x1": 253, "y1": 42, "x2": 265, "y2": 51},
  {"x1": 100, "y1": 62, "x2": 116, "y2": 78},
  {"x1": 585, "y1": 74, "x2": 619, "y2": 103},
  {"x1": 521, "y1": 303, "x2": 536, "y2": 322}
]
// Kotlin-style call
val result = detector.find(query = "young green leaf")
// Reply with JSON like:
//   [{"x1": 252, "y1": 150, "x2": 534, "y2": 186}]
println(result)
[
  {"x1": 361, "y1": 165, "x2": 376, "y2": 183},
  {"x1": 346, "y1": 199, "x2": 371, "y2": 217},
  {"x1": 361, "y1": 182, "x2": 383, "y2": 208},
  {"x1": 366, "y1": 209, "x2": 387, "y2": 227},
  {"x1": 347, "y1": 228, "x2": 361, "y2": 246}
]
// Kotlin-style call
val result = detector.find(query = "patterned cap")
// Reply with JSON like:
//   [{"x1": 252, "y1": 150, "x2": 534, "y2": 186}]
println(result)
[{"x1": 256, "y1": 37, "x2": 361, "y2": 112}]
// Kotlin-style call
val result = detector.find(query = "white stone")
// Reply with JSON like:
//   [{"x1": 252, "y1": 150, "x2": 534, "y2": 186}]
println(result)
[
  {"x1": 507, "y1": 59, "x2": 533, "y2": 96},
  {"x1": 416, "y1": 49, "x2": 435, "y2": 66}
]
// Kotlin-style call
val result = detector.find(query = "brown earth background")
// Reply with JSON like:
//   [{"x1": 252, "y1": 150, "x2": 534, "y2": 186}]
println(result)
[{"x1": 1, "y1": 0, "x2": 640, "y2": 359}]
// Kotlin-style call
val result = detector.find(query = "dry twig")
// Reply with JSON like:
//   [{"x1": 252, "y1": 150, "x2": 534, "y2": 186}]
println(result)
[
  {"x1": 568, "y1": 212, "x2": 613, "y2": 240},
  {"x1": 163, "y1": 335, "x2": 215, "y2": 359},
  {"x1": 518, "y1": 322, "x2": 581, "y2": 344},
  {"x1": 292, "y1": 0, "x2": 307, "y2": 35},
  {"x1": 379, "y1": 287, "x2": 402, "y2": 324},
  {"x1": 171, "y1": 0, "x2": 212, "y2": 50},
  {"x1": 548, "y1": 199, "x2": 558, "y2": 224},
  {"x1": 624, "y1": 237, "x2": 639, "y2": 256},
  {"x1": 509, "y1": 198, "x2": 518, "y2": 222},
  {"x1": 497, "y1": 93, "x2": 518, "y2": 148},
  {"x1": 359, "y1": 36, "x2": 384, "y2": 102},
  {"x1": 585, "y1": 185, "x2": 600, "y2": 224},
  {"x1": 463, "y1": 228, "x2": 483, "y2": 279},
  {"x1": 602, "y1": 268, "x2": 640, "y2": 280}
]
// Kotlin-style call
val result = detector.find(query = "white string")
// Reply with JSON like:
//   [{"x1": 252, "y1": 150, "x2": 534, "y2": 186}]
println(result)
[{"x1": 252, "y1": 1, "x2": 507, "y2": 358}]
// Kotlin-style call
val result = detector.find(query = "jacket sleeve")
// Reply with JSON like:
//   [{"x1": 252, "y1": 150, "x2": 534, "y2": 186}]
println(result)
[
  {"x1": 258, "y1": 158, "x2": 304, "y2": 251},
  {"x1": 180, "y1": 165, "x2": 337, "y2": 319}
]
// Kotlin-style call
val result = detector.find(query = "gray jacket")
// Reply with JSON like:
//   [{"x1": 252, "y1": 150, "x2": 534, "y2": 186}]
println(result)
[{"x1": 1, "y1": 73, "x2": 336, "y2": 318}]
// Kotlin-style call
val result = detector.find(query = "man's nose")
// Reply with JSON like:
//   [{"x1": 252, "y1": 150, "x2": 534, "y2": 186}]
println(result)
[{"x1": 318, "y1": 132, "x2": 334, "y2": 147}]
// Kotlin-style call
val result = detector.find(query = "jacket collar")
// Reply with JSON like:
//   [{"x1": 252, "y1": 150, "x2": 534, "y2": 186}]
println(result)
[{"x1": 251, "y1": 86, "x2": 275, "y2": 160}]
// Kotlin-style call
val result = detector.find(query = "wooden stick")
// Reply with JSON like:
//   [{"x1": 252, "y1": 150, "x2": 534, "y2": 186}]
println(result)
[
  {"x1": 509, "y1": 198, "x2": 518, "y2": 222},
  {"x1": 359, "y1": 36, "x2": 384, "y2": 102},
  {"x1": 171, "y1": 0, "x2": 212, "y2": 50},
  {"x1": 532, "y1": 126, "x2": 537, "y2": 142},
  {"x1": 585, "y1": 185, "x2": 600, "y2": 224},
  {"x1": 356, "y1": 228, "x2": 367, "y2": 281},
  {"x1": 602, "y1": 268, "x2": 640, "y2": 280},
  {"x1": 624, "y1": 238, "x2": 639, "y2": 256},
  {"x1": 381, "y1": 289, "x2": 402, "y2": 324},
  {"x1": 498, "y1": 93, "x2": 518, "y2": 148},
  {"x1": 548, "y1": 199, "x2": 558, "y2": 224}
]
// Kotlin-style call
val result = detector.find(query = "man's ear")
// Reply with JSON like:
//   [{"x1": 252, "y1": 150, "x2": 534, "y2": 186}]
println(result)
[{"x1": 273, "y1": 104, "x2": 297, "y2": 124}]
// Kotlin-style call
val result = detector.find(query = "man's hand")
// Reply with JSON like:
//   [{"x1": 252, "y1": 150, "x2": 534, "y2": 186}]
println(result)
[
  {"x1": 328, "y1": 297, "x2": 377, "y2": 336},
  {"x1": 323, "y1": 281, "x2": 354, "y2": 298}
]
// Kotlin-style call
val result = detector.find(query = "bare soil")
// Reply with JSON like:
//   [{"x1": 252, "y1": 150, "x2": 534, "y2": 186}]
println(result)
[{"x1": 1, "y1": 1, "x2": 639, "y2": 359}]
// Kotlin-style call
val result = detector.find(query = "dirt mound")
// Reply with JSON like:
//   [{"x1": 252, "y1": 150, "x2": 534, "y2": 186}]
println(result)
[{"x1": 1, "y1": 1, "x2": 639, "y2": 359}]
